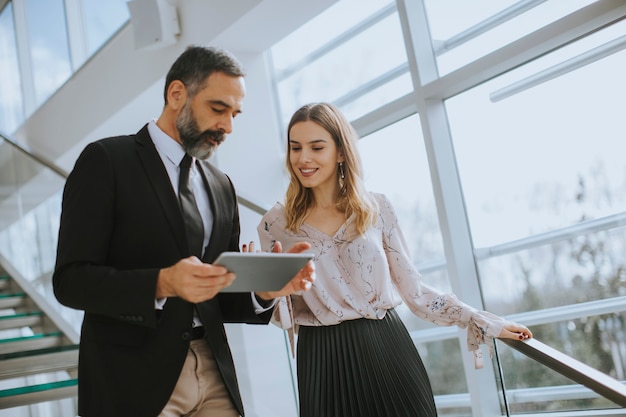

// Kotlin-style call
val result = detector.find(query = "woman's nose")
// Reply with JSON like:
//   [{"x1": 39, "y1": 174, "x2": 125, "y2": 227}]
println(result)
[{"x1": 300, "y1": 151, "x2": 312, "y2": 163}]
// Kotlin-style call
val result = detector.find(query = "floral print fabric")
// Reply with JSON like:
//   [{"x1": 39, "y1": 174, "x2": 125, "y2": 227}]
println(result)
[{"x1": 258, "y1": 193, "x2": 512, "y2": 368}]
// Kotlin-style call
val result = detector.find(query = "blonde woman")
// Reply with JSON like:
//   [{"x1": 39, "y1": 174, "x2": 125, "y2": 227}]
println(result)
[{"x1": 258, "y1": 102, "x2": 532, "y2": 417}]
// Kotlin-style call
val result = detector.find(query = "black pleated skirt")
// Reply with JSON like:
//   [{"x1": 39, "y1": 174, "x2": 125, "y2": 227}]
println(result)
[{"x1": 297, "y1": 309, "x2": 438, "y2": 417}]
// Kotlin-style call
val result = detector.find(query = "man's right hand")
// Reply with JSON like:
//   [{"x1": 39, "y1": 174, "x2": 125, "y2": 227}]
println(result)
[{"x1": 156, "y1": 256, "x2": 235, "y2": 302}]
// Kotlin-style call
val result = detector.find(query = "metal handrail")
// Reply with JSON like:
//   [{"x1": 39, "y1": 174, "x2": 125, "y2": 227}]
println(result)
[
  {"x1": 501, "y1": 337, "x2": 626, "y2": 407},
  {"x1": 0, "y1": 131, "x2": 264, "y2": 214},
  {"x1": 0, "y1": 131, "x2": 68, "y2": 178}
]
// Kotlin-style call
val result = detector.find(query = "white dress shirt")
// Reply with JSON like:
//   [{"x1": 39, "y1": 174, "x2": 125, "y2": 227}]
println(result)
[{"x1": 148, "y1": 120, "x2": 271, "y2": 315}]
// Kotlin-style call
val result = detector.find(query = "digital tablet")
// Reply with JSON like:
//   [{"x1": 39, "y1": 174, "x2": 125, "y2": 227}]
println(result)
[{"x1": 214, "y1": 251, "x2": 314, "y2": 293}]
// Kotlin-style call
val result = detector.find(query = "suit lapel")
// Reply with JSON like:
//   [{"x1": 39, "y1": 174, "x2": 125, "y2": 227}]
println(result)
[
  {"x1": 196, "y1": 161, "x2": 231, "y2": 263},
  {"x1": 134, "y1": 126, "x2": 188, "y2": 257}
]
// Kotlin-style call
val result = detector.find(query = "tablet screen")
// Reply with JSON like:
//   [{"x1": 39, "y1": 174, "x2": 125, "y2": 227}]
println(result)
[{"x1": 214, "y1": 251, "x2": 314, "y2": 293}]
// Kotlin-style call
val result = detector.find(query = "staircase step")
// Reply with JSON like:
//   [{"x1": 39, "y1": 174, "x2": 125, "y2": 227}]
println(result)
[
  {"x1": 0, "y1": 378, "x2": 77, "y2": 410},
  {"x1": 0, "y1": 276, "x2": 9, "y2": 292},
  {"x1": 0, "y1": 332, "x2": 63, "y2": 355},
  {"x1": 0, "y1": 311, "x2": 43, "y2": 331},
  {"x1": 0, "y1": 345, "x2": 79, "y2": 380},
  {"x1": 0, "y1": 293, "x2": 26, "y2": 309}
]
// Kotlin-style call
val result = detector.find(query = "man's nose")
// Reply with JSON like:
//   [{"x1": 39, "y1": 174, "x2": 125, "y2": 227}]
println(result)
[{"x1": 217, "y1": 114, "x2": 233, "y2": 134}]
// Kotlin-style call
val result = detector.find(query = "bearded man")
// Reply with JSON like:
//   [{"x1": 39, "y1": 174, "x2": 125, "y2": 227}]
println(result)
[{"x1": 53, "y1": 45, "x2": 314, "y2": 417}]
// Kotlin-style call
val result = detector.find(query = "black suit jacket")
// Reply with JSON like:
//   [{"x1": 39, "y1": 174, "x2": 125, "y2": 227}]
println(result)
[{"x1": 53, "y1": 125, "x2": 271, "y2": 417}]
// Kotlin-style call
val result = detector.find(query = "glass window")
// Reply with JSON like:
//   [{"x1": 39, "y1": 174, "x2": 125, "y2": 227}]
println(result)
[
  {"x1": 0, "y1": 2, "x2": 24, "y2": 134},
  {"x1": 271, "y1": 0, "x2": 394, "y2": 74},
  {"x1": 231, "y1": 204, "x2": 299, "y2": 415},
  {"x1": 24, "y1": 0, "x2": 72, "y2": 105},
  {"x1": 271, "y1": 0, "x2": 407, "y2": 127},
  {"x1": 480, "y1": 226, "x2": 626, "y2": 314},
  {"x1": 359, "y1": 114, "x2": 444, "y2": 269},
  {"x1": 446, "y1": 22, "x2": 626, "y2": 248},
  {"x1": 340, "y1": 71, "x2": 413, "y2": 122},
  {"x1": 268, "y1": 0, "x2": 625, "y2": 413},
  {"x1": 423, "y1": 0, "x2": 597, "y2": 76},
  {"x1": 81, "y1": 0, "x2": 129, "y2": 55}
]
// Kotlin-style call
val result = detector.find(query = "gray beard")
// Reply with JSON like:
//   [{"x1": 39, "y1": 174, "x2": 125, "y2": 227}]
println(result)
[{"x1": 176, "y1": 103, "x2": 224, "y2": 160}]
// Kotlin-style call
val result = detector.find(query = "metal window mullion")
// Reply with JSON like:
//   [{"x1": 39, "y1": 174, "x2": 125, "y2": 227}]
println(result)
[
  {"x1": 412, "y1": 295, "x2": 626, "y2": 344},
  {"x1": 436, "y1": 384, "x2": 624, "y2": 410},
  {"x1": 396, "y1": 0, "x2": 438, "y2": 88},
  {"x1": 422, "y1": 0, "x2": 626, "y2": 102},
  {"x1": 474, "y1": 211, "x2": 626, "y2": 260},
  {"x1": 332, "y1": 62, "x2": 409, "y2": 108},
  {"x1": 435, "y1": 0, "x2": 548, "y2": 55},
  {"x1": 64, "y1": 0, "x2": 88, "y2": 70},
  {"x1": 11, "y1": 0, "x2": 36, "y2": 117},
  {"x1": 505, "y1": 296, "x2": 626, "y2": 328},
  {"x1": 490, "y1": 33, "x2": 626, "y2": 102},
  {"x1": 351, "y1": 92, "x2": 417, "y2": 137},
  {"x1": 422, "y1": 99, "x2": 504, "y2": 417},
  {"x1": 415, "y1": 206, "x2": 626, "y2": 275},
  {"x1": 398, "y1": 0, "x2": 504, "y2": 415}
]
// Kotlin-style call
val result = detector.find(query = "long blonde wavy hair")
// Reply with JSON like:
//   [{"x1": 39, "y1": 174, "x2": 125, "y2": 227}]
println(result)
[{"x1": 284, "y1": 103, "x2": 378, "y2": 235}]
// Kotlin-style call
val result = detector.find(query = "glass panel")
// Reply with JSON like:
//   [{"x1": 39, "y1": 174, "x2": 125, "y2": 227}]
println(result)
[
  {"x1": 81, "y1": 0, "x2": 129, "y2": 55},
  {"x1": 271, "y1": 0, "x2": 394, "y2": 73},
  {"x1": 423, "y1": 0, "x2": 597, "y2": 76},
  {"x1": 341, "y1": 72, "x2": 413, "y2": 121},
  {"x1": 1, "y1": 398, "x2": 77, "y2": 417},
  {"x1": 24, "y1": 0, "x2": 72, "y2": 105},
  {"x1": 231, "y1": 205, "x2": 299, "y2": 416},
  {"x1": 0, "y1": 3, "x2": 24, "y2": 134},
  {"x1": 446, "y1": 22, "x2": 626, "y2": 248},
  {"x1": 0, "y1": 142, "x2": 81, "y2": 331},
  {"x1": 480, "y1": 226, "x2": 626, "y2": 313},
  {"x1": 401, "y1": 300, "x2": 471, "y2": 417},
  {"x1": 481, "y1": 225, "x2": 626, "y2": 412},
  {"x1": 359, "y1": 114, "x2": 444, "y2": 268},
  {"x1": 423, "y1": 337, "x2": 467, "y2": 395},
  {"x1": 276, "y1": 12, "x2": 407, "y2": 126}
]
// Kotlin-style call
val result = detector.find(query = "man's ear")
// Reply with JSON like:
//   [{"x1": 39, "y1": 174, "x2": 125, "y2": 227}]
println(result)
[{"x1": 166, "y1": 80, "x2": 187, "y2": 110}]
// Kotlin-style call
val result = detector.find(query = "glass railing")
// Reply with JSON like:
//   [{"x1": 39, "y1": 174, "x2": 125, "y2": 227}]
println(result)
[
  {"x1": 0, "y1": 132, "x2": 80, "y2": 342},
  {"x1": 3, "y1": 130, "x2": 626, "y2": 415},
  {"x1": 406, "y1": 218, "x2": 626, "y2": 415}
]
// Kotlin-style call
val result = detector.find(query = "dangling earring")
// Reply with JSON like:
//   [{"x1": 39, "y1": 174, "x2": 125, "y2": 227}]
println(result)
[{"x1": 338, "y1": 162, "x2": 345, "y2": 189}]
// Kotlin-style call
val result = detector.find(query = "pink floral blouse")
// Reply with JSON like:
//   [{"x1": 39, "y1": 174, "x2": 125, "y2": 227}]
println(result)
[{"x1": 257, "y1": 193, "x2": 512, "y2": 368}]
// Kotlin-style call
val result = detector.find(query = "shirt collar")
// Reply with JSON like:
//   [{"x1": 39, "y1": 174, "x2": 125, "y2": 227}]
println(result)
[{"x1": 148, "y1": 120, "x2": 187, "y2": 167}]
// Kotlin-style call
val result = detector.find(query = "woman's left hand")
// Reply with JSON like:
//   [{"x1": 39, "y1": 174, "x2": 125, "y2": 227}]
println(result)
[
  {"x1": 499, "y1": 323, "x2": 533, "y2": 341},
  {"x1": 251, "y1": 240, "x2": 315, "y2": 301}
]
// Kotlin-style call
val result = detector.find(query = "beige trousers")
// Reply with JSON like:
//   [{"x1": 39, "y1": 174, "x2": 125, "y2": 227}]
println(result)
[{"x1": 159, "y1": 339, "x2": 240, "y2": 417}]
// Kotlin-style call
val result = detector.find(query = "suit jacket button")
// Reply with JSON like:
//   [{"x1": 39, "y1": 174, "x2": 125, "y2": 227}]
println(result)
[{"x1": 181, "y1": 331, "x2": 191, "y2": 341}]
